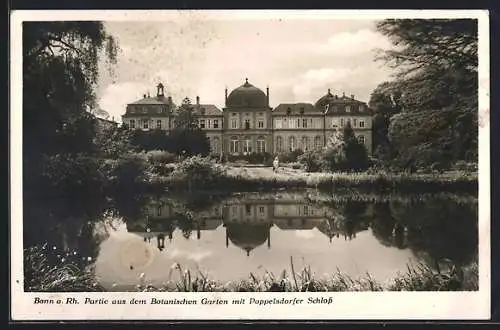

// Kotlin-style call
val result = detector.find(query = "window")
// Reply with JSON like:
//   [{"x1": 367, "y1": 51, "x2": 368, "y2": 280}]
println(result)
[
  {"x1": 156, "y1": 120, "x2": 162, "y2": 129},
  {"x1": 359, "y1": 105, "x2": 365, "y2": 112},
  {"x1": 359, "y1": 120, "x2": 365, "y2": 128},
  {"x1": 200, "y1": 119, "x2": 206, "y2": 129},
  {"x1": 231, "y1": 206, "x2": 238, "y2": 217},
  {"x1": 300, "y1": 107, "x2": 305, "y2": 115},
  {"x1": 129, "y1": 107, "x2": 135, "y2": 114},
  {"x1": 345, "y1": 105, "x2": 351, "y2": 113},
  {"x1": 289, "y1": 136, "x2": 296, "y2": 151},
  {"x1": 243, "y1": 137, "x2": 252, "y2": 153},
  {"x1": 333, "y1": 106, "x2": 339, "y2": 113},
  {"x1": 213, "y1": 137, "x2": 220, "y2": 153},
  {"x1": 315, "y1": 136, "x2": 322, "y2": 149},
  {"x1": 340, "y1": 118, "x2": 344, "y2": 127},
  {"x1": 275, "y1": 119, "x2": 282, "y2": 129},
  {"x1": 232, "y1": 112, "x2": 237, "y2": 116},
  {"x1": 276, "y1": 136, "x2": 283, "y2": 152},
  {"x1": 231, "y1": 119, "x2": 238, "y2": 129},
  {"x1": 157, "y1": 107, "x2": 162, "y2": 114},
  {"x1": 157, "y1": 206, "x2": 162, "y2": 217},
  {"x1": 303, "y1": 205, "x2": 309, "y2": 216},
  {"x1": 130, "y1": 119, "x2": 135, "y2": 129},
  {"x1": 296, "y1": 119, "x2": 300, "y2": 128},
  {"x1": 332, "y1": 119, "x2": 338, "y2": 128},
  {"x1": 245, "y1": 205, "x2": 252, "y2": 216},
  {"x1": 259, "y1": 206, "x2": 265, "y2": 216},
  {"x1": 245, "y1": 119, "x2": 251, "y2": 129},
  {"x1": 143, "y1": 119, "x2": 149, "y2": 129},
  {"x1": 359, "y1": 135, "x2": 366, "y2": 144},
  {"x1": 257, "y1": 137, "x2": 266, "y2": 153},
  {"x1": 353, "y1": 118, "x2": 358, "y2": 127},
  {"x1": 213, "y1": 119, "x2": 219, "y2": 128},
  {"x1": 302, "y1": 118, "x2": 308, "y2": 128},
  {"x1": 286, "y1": 107, "x2": 292, "y2": 115},
  {"x1": 230, "y1": 137, "x2": 239, "y2": 154},
  {"x1": 142, "y1": 107, "x2": 148, "y2": 114},
  {"x1": 301, "y1": 136, "x2": 309, "y2": 151},
  {"x1": 258, "y1": 119, "x2": 264, "y2": 128}
]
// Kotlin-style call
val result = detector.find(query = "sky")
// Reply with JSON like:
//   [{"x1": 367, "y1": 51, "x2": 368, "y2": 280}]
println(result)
[{"x1": 96, "y1": 14, "x2": 395, "y2": 122}]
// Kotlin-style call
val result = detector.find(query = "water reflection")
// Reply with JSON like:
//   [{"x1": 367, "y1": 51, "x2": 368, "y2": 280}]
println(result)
[
  {"x1": 119, "y1": 192, "x2": 477, "y2": 268},
  {"x1": 23, "y1": 190, "x2": 478, "y2": 289}
]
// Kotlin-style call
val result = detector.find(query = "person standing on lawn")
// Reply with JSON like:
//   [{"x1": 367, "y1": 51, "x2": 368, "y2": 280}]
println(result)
[{"x1": 273, "y1": 156, "x2": 280, "y2": 172}]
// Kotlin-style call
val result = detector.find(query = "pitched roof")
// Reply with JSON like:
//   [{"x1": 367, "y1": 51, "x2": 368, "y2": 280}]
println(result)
[
  {"x1": 193, "y1": 104, "x2": 223, "y2": 117},
  {"x1": 324, "y1": 99, "x2": 372, "y2": 115},
  {"x1": 129, "y1": 96, "x2": 172, "y2": 105},
  {"x1": 273, "y1": 103, "x2": 323, "y2": 115}
]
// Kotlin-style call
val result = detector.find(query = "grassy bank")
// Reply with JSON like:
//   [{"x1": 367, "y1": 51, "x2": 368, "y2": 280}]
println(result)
[
  {"x1": 148, "y1": 161, "x2": 478, "y2": 194},
  {"x1": 25, "y1": 246, "x2": 478, "y2": 292}
]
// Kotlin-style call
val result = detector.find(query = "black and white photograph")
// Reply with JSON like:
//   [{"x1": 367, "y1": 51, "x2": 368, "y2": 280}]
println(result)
[{"x1": 10, "y1": 10, "x2": 490, "y2": 320}]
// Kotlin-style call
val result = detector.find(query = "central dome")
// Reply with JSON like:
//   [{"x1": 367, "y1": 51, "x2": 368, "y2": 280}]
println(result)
[{"x1": 226, "y1": 79, "x2": 268, "y2": 108}]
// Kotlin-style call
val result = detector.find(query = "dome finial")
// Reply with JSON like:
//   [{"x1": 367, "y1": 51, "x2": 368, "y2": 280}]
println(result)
[{"x1": 245, "y1": 77, "x2": 248, "y2": 84}]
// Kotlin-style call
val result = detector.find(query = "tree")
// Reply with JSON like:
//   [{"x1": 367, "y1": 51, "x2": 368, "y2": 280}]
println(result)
[
  {"x1": 169, "y1": 97, "x2": 210, "y2": 156},
  {"x1": 130, "y1": 128, "x2": 170, "y2": 151},
  {"x1": 23, "y1": 22, "x2": 119, "y2": 162},
  {"x1": 342, "y1": 123, "x2": 369, "y2": 172},
  {"x1": 368, "y1": 82, "x2": 402, "y2": 161},
  {"x1": 321, "y1": 123, "x2": 369, "y2": 172},
  {"x1": 375, "y1": 19, "x2": 478, "y2": 167}
]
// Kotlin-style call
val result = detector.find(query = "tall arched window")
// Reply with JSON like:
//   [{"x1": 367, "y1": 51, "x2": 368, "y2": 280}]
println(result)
[
  {"x1": 244, "y1": 136, "x2": 252, "y2": 154},
  {"x1": 314, "y1": 136, "x2": 322, "y2": 149},
  {"x1": 289, "y1": 136, "x2": 296, "y2": 151},
  {"x1": 230, "y1": 136, "x2": 239, "y2": 154},
  {"x1": 256, "y1": 136, "x2": 266, "y2": 153},
  {"x1": 213, "y1": 137, "x2": 220, "y2": 154},
  {"x1": 276, "y1": 136, "x2": 283, "y2": 153},
  {"x1": 301, "y1": 136, "x2": 309, "y2": 151}
]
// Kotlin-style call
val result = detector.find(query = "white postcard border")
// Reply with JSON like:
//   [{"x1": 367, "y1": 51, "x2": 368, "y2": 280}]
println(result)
[{"x1": 10, "y1": 9, "x2": 491, "y2": 321}]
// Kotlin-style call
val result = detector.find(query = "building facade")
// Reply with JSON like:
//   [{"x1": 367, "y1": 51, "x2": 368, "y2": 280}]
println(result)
[{"x1": 122, "y1": 80, "x2": 373, "y2": 155}]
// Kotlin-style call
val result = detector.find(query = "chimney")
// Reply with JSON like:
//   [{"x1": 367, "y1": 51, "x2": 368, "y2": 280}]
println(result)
[
  {"x1": 335, "y1": 94, "x2": 338, "y2": 99},
  {"x1": 167, "y1": 96, "x2": 172, "y2": 104},
  {"x1": 196, "y1": 96, "x2": 200, "y2": 105},
  {"x1": 342, "y1": 92, "x2": 346, "y2": 98},
  {"x1": 225, "y1": 87, "x2": 228, "y2": 105},
  {"x1": 266, "y1": 86, "x2": 269, "y2": 107},
  {"x1": 147, "y1": 92, "x2": 150, "y2": 98},
  {"x1": 143, "y1": 94, "x2": 146, "y2": 98},
  {"x1": 351, "y1": 94, "x2": 355, "y2": 100}
]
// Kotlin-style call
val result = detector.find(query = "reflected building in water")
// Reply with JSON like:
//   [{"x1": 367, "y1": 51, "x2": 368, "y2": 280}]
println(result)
[{"x1": 124, "y1": 195, "x2": 375, "y2": 256}]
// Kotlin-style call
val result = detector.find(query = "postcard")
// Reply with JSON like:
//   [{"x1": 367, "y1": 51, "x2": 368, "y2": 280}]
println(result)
[{"x1": 10, "y1": 9, "x2": 490, "y2": 320}]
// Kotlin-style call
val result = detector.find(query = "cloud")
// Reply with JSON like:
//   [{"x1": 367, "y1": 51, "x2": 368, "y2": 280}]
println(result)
[
  {"x1": 97, "y1": 19, "x2": 395, "y2": 116},
  {"x1": 313, "y1": 29, "x2": 392, "y2": 57},
  {"x1": 167, "y1": 248, "x2": 213, "y2": 262}
]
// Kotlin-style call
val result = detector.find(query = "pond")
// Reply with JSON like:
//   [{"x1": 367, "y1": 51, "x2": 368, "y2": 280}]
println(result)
[{"x1": 23, "y1": 189, "x2": 478, "y2": 291}]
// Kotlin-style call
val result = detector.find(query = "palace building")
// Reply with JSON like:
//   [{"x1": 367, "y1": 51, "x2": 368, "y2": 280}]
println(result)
[{"x1": 121, "y1": 79, "x2": 373, "y2": 155}]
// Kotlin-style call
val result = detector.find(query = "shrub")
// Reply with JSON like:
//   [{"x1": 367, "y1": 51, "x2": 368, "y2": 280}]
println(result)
[
  {"x1": 226, "y1": 152, "x2": 272, "y2": 165},
  {"x1": 298, "y1": 150, "x2": 323, "y2": 172},
  {"x1": 146, "y1": 150, "x2": 178, "y2": 164},
  {"x1": 169, "y1": 156, "x2": 226, "y2": 188},
  {"x1": 37, "y1": 153, "x2": 108, "y2": 196},
  {"x1": 107, "y1": 153, "x2": 150, "y2": 193},
  {"x1": 279, "y1": 149, "x2": 304, "y2": 163}
]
